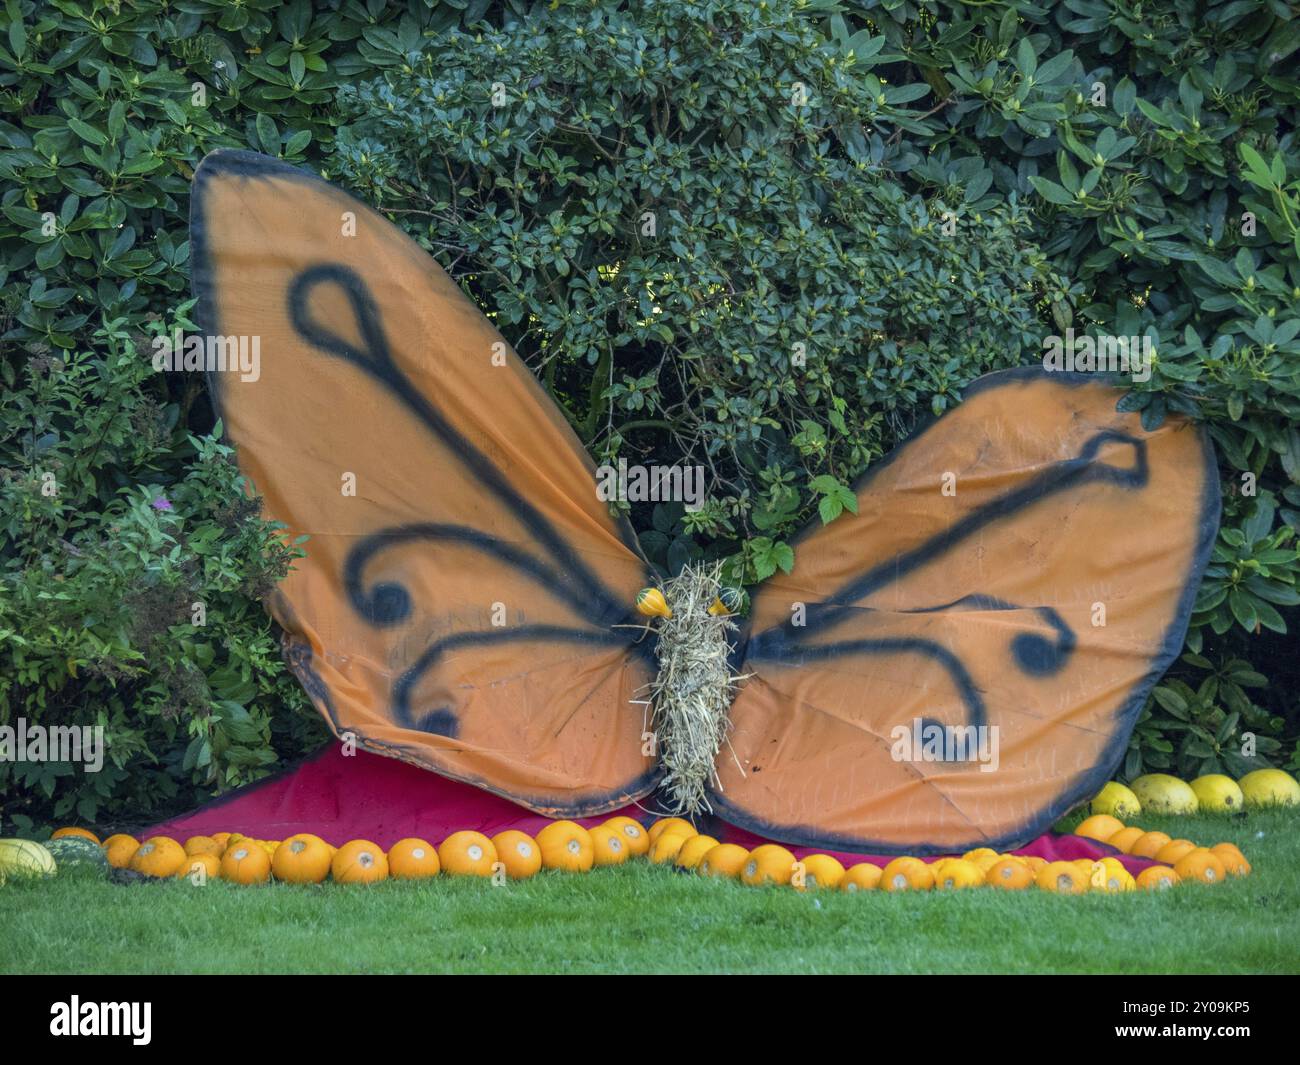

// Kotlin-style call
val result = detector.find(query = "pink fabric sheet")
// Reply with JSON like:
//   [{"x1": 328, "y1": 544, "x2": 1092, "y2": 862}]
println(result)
[{"x1": 149, "y1": 744, "x2": 1155, "y2": 872}]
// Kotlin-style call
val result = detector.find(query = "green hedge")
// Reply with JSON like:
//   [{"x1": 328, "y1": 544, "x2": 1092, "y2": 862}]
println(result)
[{"x1": 1, "y1": 0, "x2": 1296, "y2": 827}]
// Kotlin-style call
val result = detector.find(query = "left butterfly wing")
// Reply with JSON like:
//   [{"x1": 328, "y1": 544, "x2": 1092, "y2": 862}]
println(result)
[
  {"x1": 712, "y1": 369, "x2": 1218, "y2": 853},
  {"x1": 190, "y1": 150, "x2": 657, "y2": 816}
]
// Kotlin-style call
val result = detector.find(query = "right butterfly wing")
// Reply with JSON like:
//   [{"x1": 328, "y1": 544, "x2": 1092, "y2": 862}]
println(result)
[
  {"x1": 713, "y1": 369, "x2": 1217, "y2": 852},
  {"x1": 191, "y1": 150, "x2": 657, "y2": 816}
]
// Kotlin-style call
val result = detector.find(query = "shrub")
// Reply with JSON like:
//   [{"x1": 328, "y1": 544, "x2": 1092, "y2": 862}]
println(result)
[{"x1": 0, "y1": 0, "x2": 1295, "y2": 826}]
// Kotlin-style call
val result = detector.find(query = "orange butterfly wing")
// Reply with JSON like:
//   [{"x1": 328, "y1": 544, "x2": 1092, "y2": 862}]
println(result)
[
  {"x1": 191, "y1": 150, "x2": 657, "y2": 816},
  {"x1": 713, "y1": 370, "x2": 1217, "y2": 853}
]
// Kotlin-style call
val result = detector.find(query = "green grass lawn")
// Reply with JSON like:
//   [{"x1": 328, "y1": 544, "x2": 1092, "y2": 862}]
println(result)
[{"x1": 4, "y1": 810, "x2": 1297, "y2": 974}]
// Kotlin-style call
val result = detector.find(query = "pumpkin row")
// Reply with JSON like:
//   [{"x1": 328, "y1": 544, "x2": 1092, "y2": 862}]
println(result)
[{"x1": 40, "y1": 815, "x2": 1251, "y2": 893}]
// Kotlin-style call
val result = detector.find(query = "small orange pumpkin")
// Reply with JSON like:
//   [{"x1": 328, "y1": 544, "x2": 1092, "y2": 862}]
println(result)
[
  {"x1": 490, "y1": 830, "x2": 541, "y2": 879},
  {"x1": 1173, "y1": 847, "x2": 1226, "y2": 885},
  {"x1": 220, "y1": 842, "x2": 272, "y2": 885},
  {"x1": 537, "y1": 820, "x2": 594, "y2": 872},
  {"x1": 1209, "y1": 841, "x2": 1250, "y2": 876},
  {"x1": 332, "y1": 839, "x2": 389, "y2": 884},
  {"x1": 1074, "y1": 813, "x2": 1125, "y2": 843},
  {"x1": 1105, "y1": 826, "x2": 1146, "y2": 854},
  {"x1": 674, "y1": 834, "x2": 720, "y2": 871},
  {"x1": 986, "y1": 857, "x2": 1034, "y2": 890},
  {"x1": 183, "y1": 835, "x2": 224, "y2": 857},
  {"x1": 795, "y1": 853, "x2": 845, "y2": 891},
  {"x1": 272, "y1": 834, "x2": 333, "y2": 884},
  {"x1": 52, "y1": 827, "x2": 101, "y2": 845},
  {"x1": 602, "y1": 816, "x2": 650, "y2": 857},
  {"x1": 649, "y1": 828, "x2": 694, "y2": 865},
  {"x1": 176, "y1": 853, "x2": 221, "y2": 883},
  {"x1": 697, "y1": 843, "x2": 749, "y2": 878},
  {"x1": 387, "y1": 838, "x2": 440, "y2": 880},
  {"x1": 130, "y1": 836, "x2": 187, "y2": 878},
  {"x1": 437, "y1": 831, "x2": 498, "y2": 877},
  {"x1": 589, "y1": 823, "x2": 631, "y2": 866},
  {"x1": 881, "y1": 857, "x2": 934, "y2": 892},
  {"x1": 740, "y1": 844, "x2": 797, "y2": 887},
  {"x1": 1036, "y1": 860, "x2": 1088, "y2": 894},
  {"x1": 1136, "y1": 865, "x2": 1179, "y2": 890},
  {"x1": 647, "y1": 817, "x2": 695, "y2": 844},
  {"x1": 103, "y1": 834, "x2": 140, "y2": 869},
  {"x1": 210, "y1": 832, "x2": 232, "y2": 849},
  {"x1": 1128, "y1": 830, "x2": 1172, "y2": 859},
  {"x1": 841, "y1": 863, "x2": 883, "y2": 892},
  {"x1": 934, "y1": 859, "x2": 984, "y2": 890},
  {"x1": 1154, "y1": 839, "x2": 1198, "y2": 866}
]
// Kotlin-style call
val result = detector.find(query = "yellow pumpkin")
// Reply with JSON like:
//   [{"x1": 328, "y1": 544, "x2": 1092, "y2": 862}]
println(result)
[
  {"x1": 184, "y1": 835, "x2": 224, "y2": 857},
  {"x1": 881, "y1": 857, "x2": 934, "y2": 892},
  {"x1": 272, "y1": 834, "x2": 333, "y2": 884},
  {"x1": 176, "y1": 853, "x2": 221, "y2": 883},
  {"x1": 1036, "y1": 861, "x2": 1088, "y2": 894},
  {"x1": 840, "y1": 863, "x2": 883, "y2": 892},
  {"x1": 795, "y1": 853, "x2": 846, "y2": 891},
  {"x1": 986, "y1": 857, "x2": 1034, "y2": 890},
  {"x1": 697, "y1": 843, "x2": 749, "y2": 879},
  {"x1": 220, "y1": 842, "x2": 271, "y2": 885},
  {"x1": 490, "y1": 830, "x2": 541, "y2": 879},
  {"x1": 332, "y1": 839, "x2": 389, "y2": 884},
  {"x1": 740, "y1": 844, "x2": 797, "y2": 887},
  {"x1": 130, "y1": 837, "x2": 187, "y2": 878},
  {"x1": 649, "y1": 828, "x2": 694, "y2": 865},
  {"x1": 388, "y1": 838, "x2": 440, "y2": 880},
  {"x1": 602, "y1": 816, "x2": 650, "y2": 857},
  {"x1": 647, "y1": 817, "x2": 695, "y2": 844},
  {"x1": 537, "y1": 821, "x2": 594, "y2": 872},
  {"x1": 103, "y1": 834, "x2": 140, "y2": 869},
  {"x1": 934, "y1": 859, "x2": 984, "y2": 890},
  {"x1": 437, "y1": 830, "x2": 497, "y2": 877},
  {"x1": 674, "y1": 834, "x2": 720, "y2": 871},
  {"x1": 589, "y1": 823, "x2": 631, "y2": 866}
]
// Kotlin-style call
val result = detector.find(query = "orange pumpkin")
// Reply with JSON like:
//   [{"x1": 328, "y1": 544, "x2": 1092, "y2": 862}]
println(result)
[
  {"x1": 602, "y1": 816, "x2": 650, "y2": 857},
  {"x1": 841, "y1": 863, "x2": 883, "y2": 892},
  {"x1": 103, "y1": 834, "x2": 140, "y2": 869},
  {"x1": 1129, "y1": 830, "x2": 1172, "y2": 859},
  {"x1": 674, "y1": 834, "x2": 720, "y2": 871},
  {"x1": 272, "y1": 834, "x2": 333, "y2": 884},
  {"x1": 741, "y1": 844, "x2": 798, "y2": 887},
  {"x1": 1209, "y1": 842, "x2": 1251, "y2": 876},
  {"x1": 220, "y1": 842, "x2": 272, "y2": 885},
  {"x1": 1036, "y1": 861, "x2": 1088, "y2": 894},
  {"x1": 795, "y1": 853, "x2": 845, "y2": 890},
  {"x1": 1173, "y1": 848, "x2": 1226, "y2": 885},
  {"x1": 52, "y1": 826, "x2": 101, "y2": 845},
  {"x1": 647, "y1": 817, "x2": 695, "y2": 844},
  {"x1": 697, "y1": 843, "x2": 749, "y2": 879},
  {"x1": 649, "y1": 828, "x2": 694, "y2": 865},
  {"x1": 1022, "y1": 855, "x2": 1048, "y2": 874},
  {"x1": 437, "y1": 831, "x2": 498, "y2": 877},
  {"x1": 934, "y1": 859, "x2": 984, "y2": 890},
  {"x1": 589, "y1": 823, "x2": 631, "y2": 867},
  {"x1": 1106, "y1": 826, "x2": 1146, "y2": 854},
  {"x1": 176, "y1": 853, "x2": 221, "y2": 883},
  {"x1": 183, "y1": 835, "x2": 224, "y2": 857},
  {"x1": 537, "y1": 820, "x2": 594, "y2": 872},
  {"x1": 490, "y1": 830, "x2": 541, "y2": 879},
  {"x1": 388, "y1": 838, "x2": 440, "y2": 880},
  {"x1": 1154, "y1": 839, "x2": 1198, "y2": 866},
  {"x1": 332, "y1": 839, "x2": 389, "y2": 884},
  {"x1": 1136, "y1": 865, "x2": 1179, "y2": 890},
  {"x1": 986, "y1": 857, "x2": 1034, "y2": 890},
  {"x1": 881, "y1": 857, "x2": 934, "y2": 892},
  {"x1": 130, "y1": 836, "x2": 187, "y2": 878},
  {"x1": 210, "y1": 832, "x2": 232, "y2": 849},
  {"x1": 1074, "y1": 814, "x2": 1125, "y2": 843}
]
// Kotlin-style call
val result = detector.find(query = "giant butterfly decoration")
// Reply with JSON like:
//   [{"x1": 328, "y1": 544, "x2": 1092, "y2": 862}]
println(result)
[{"x1": 190, "y1": 150, "x2": 1218, "y2": 855}]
